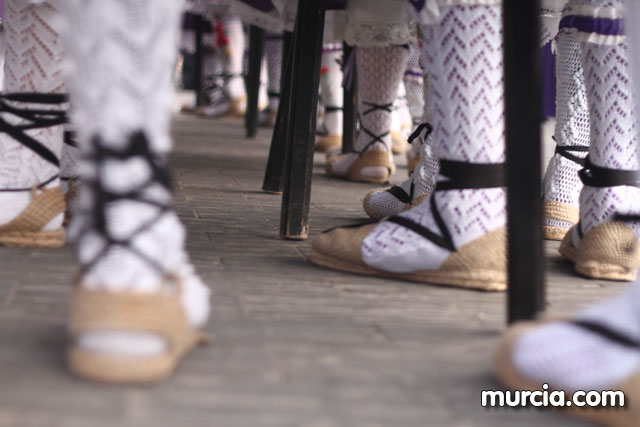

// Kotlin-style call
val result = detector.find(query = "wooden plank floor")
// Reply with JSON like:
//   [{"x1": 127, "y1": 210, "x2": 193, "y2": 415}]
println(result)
[{"x1": 0, "y1": 111, "x2": 622, "y2": 427}]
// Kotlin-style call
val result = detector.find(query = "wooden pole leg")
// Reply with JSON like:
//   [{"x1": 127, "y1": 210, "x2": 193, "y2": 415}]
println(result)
[
  {"x1": 262, "y1": 32, "x2": 293, "y2": 194},
  {"x1": 504, "y1": 0, "x2": 545, "y2": 323},
  {"x1": 246, "y1": 25, "x2": 265, "y2": 138},
  {"x1": 279, "y1": 0, "x2": 325, "y2": 240}
]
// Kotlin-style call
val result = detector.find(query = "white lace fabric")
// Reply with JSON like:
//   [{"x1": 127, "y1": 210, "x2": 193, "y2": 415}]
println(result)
[
  {"x1": 0, "y1": 0, "x2": 65, "y2": 189},
  {"x1": 362, "y1": 4, "x2": 505, "y2": 273}
]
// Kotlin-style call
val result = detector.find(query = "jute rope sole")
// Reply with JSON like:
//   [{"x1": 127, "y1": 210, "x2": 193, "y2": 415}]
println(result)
[
  {"x1": 315, "y1": 134, "x2": 342, "y2": 153},
  {"x1": 494, "y1": 322, "x2": 640, "y2": 427},
  {"x1": 0, "y1": 186, "x2": 66, "y2": 248},
  {"x1": 543, "y1": 201, "x2": 579, "y2": 241},
  {"x1": 326, "y1": 150, "x2": 396, "y2": 184},
  {"x1": 559, "y1": 222, "x2": 640, "y2": 281},
  {"x1": 311, "y1": 224, "x2": 506, "y2": 291},
  {"x1": 391, "y1": 130, "x2": 408, "y2": 154},
  {"x1": 68, "y1": 285, "x2": 210, "y2": 384}
]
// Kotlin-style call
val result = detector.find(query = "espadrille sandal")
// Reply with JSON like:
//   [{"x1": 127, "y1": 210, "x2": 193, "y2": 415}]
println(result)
[
  {"x1": 326, "y1": 101, "x2": 398, "y2": 183},
  {"x1": 313, "y1": 159, "x2": 507, "y2": 291},
  {"x1": 558, "y1": 157, "x2": 640, "y2": 281},
  {"x1": 68, "y1": 279, "x2": 210, "y2": 384},
  {"x1": 391, "y1": 129, "x2": 408, "y2": 154},
  {"x1": 197, "y1": 95, "x2": 247, "y2": 118},
  {"x1": 315, "y1": 105, "x2": 344, "y2": 152},
  {"x1": 0, "y1": 92, "x2": 71, "y2": 248},
  {"x1": 543, "y1": 145, "x2": 588, "y2": 241},
  {"x1": 495, "y1": 321, "x2": 640, "y2": 427}
]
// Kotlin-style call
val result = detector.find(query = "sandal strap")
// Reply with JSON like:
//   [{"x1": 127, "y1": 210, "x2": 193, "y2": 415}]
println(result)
[
  {"x1": 0, "y1": 92, "x2": 69, "y2": 167},
  {"x1": 385, "y1": 181, "x2": 414, "y2": 205},
  {"x1": 555, "y1": 145, "x2": 588, "y2": 166},
  {"x1": 571, "y1": 319, "x2": 640, "y2": 349},
  {"x1": 324, "y1": 105, "x2": 343, "y2": 114},
  {"x1": 346, "y1": 150, "x2": 395, "y2": 177},
  {"x1": 387, "y1": 159, "x2": 505, "y2": 252},
  {"x1": 357, "y1": 101, "x2": 394, "y2": 155},
  {"x1": 408, "y1": 122, "x2": 433, "y2": 145},
  {"x1": 76, "y1": 131, "x2": 173, "y2": 276},
  {"x1": 267, "y1": 90, "x2": 280, "y2": 99},
  {"x1": 579, "y1": 156, "x2": 640, "y2": 188}
]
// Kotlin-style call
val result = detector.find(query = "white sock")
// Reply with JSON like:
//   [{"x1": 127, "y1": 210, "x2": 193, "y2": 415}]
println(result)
[
  {"x1": 404, "y1": 42, "x2": 425, "y2": 125},
  {"x1": 59, "y1": 0, "x2": 210, "y2": 357},
  {"x1": 570, "y1": 0, "x2": 640, "y2": 240},
  {"x1": 320, "y1": 44, "x2": 343, "y2": 136},
  {"x1": 361, "y1": 4, "x2": 505, "y2": 273},
  {"x1": 221, "y1": 15, "x2": 246, "y2": 101},
  {"x1": 513, "y1": 283, "x2": 640, "y2": 391},
  {"x1": 329, "y1": 46, "x2": 408, "y2": 178},
  {"x1": 0, "y1": 0, "x2": 65, "y2": 230},
  {"x1": 265, "y1": 32, "x2": 283, "y2": 111},
  {"x1": 543, "y1": 29, "x2": 589, "y2": 230}
]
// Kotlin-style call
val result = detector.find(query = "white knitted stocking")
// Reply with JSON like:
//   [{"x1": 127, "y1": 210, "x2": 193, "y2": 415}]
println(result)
[
  {"x1": 542, "y1": 31, "x2": 589, "y2": 230},
  {"x1": 319, "y1": 44, "x2": 343, "y2": 136},
  {"x1": 59, "y1": 0, "x2": 210, "y2": 357},
  {"x1": 0, "y1": 0, "x2": 65, "y2": 229},
  {"x1": 362, "y1": 4, "x2": 505, "y2": 273}
]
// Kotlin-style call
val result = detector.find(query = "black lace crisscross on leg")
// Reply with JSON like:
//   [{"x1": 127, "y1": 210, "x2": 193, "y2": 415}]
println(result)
[
  {"x1": 0, "y1": 92, "x2": 70, "y2": 190},
  {"x1": 76, "y1": 131, "x2": 174, "y2": 277},
  {"x1": 386, "y1": 159, "x2": 505, "y2": 252},
  {"x1": 555, "y1": 144, "x2": 589, "y2": 167},
  {"x1": 356, "y1": 101, "x2": 394, "y2": 156},
  {"x1": 575, "y1": 156, "x2": 640, "y2": 237}
]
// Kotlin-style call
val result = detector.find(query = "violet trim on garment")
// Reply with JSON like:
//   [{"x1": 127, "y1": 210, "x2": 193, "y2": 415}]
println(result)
[{"x1": 559, "y1": 15, "x2": 624, "y2": 36}]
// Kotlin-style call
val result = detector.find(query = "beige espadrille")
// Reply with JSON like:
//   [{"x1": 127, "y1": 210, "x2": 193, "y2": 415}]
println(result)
[
  {"x1": 326, "y1": 150, "x2": 396, "y2": 184},
  {"x1": 391, "y1": 130, "x2": 408, "y2": 154},
  {"x1": 0, "y1": 186, "x2": 65, "y2": 248},
  {"x1": 494, "y1": 322, "x2": 640, "y2": 427},
  {"x1": 196, "y1": 96, "x2": 247, "y2": 118},
  {"x1": 543, "y1": 200, "x2": 579, "y2": 241},
  {"x1": 68, "y1": 282, "x2": 210, "y2": 384},
  {"x1": 559, "y1": 222, "x2": 640, "y2": 281},
  {"x1": 315, "y1": 134, "x2": 342, "y2": 153},
  {"x1": 311, "y1": 223, "x2": 507, "y2": 291}
]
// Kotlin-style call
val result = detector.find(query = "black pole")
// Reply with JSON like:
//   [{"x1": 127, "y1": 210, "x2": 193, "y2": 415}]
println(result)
[
  {"x1": 279, "y1": 0, "x2": 325, "y2": 239},
  {"x1": 504, "y1": 0, "x2": 545, "y2": 322},
  {"x1": 342, "y1": 43, "x2": 357, "y2": 154},
  {"x1": 262, "y1": 31, "x2": 294, "y2": 194},
  {"x1": 194, "y1": 15, "x2": 205, "y2": 107},
  {"x1": 246, "y1": 25, "x2": 265, "y2": 138}
]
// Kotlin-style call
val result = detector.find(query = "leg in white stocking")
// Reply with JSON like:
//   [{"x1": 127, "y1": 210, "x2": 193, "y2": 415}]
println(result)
[
  {"x1": 313, "y1": 4, "x2": 507, "y2": 291},
  {"x1": 0, "y1": 0, "x2": 66, "y2": 247},
  {"x1": 326, "y1": 45, "x2": 408, "y2": 184},
  {"x1": 558, "y1": 0, "x2": 640, "y2": 281},
  {"x1": 60, "y1": 0, "x2": 210, "y2": 382},
  {"x1": 315, "y1": 43, "x2": 344, "y2": 153}
]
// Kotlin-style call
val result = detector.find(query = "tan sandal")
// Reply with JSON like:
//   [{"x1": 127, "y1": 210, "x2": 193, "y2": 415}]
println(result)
[
  {"x1": 543, "y1": 200, "x2": 579, "y2": 241},
  {"x1": 391, "y1": 130, "x2": 408, "y2": 154},
  {"x1": 311, "y1": 222, "x2": 506, "y2": 291},
  {"x1": 559, "y1": 222, "x2": 640, "y2": 281},
  {"x1": 68, "y1": 280, "x2": 210, "y2": 384},
  {"x1": 315, "y1": 134, "x2": 342, "y2": 153},
  {"x1": 196, "y1": 96, "x2": 247, "y2": 118},
  {"x1": 0, "y1": 185, "x2": 65, "y2": 248},
  {"x1": 326, "y1": 150, "x2": 396, "y2": 184},
  {"x1": 495, "y1": 321, "x2": 640, "y2": 427}
]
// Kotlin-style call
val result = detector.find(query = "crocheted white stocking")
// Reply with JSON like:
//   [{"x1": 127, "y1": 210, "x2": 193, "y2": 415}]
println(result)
[
  {"x1": 542, "y1": 31, "x2": 589, "y2": 230},
  {"x1": 573, "y1": 0, "x2": 640, "y2": 238},
  {"x1": 328, "y1": 45, "x2": 408, "y2": 178},
  {"x1": 0, "y1": 0, "x2": 65, "y2": 230},
  {"x1": 362, "y1": 4, "x2": 505, "y2": 273},
  {"x1": 221, "y1": 15, "x2": 246, "y2": 101},
  {"x1": 265, "y1": 32, "x2": 283, "y2": 112},
  {"x1": 319, "y1": 44, "x2": 343, "y2": 136},
  {"x1": 404, "y1": 42, "x2": 425, "y2": 125},
  {"x1": 512, "y1": 283, "x2": 640, "y2": 391},
  {"x1": 59, "y1": 0, "x2": 210, "y2": 357}
]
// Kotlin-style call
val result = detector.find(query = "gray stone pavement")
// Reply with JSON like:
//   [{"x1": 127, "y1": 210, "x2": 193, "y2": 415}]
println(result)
[{"x1": 0, "y1": 112, "x2": 618, "y2": 427}]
